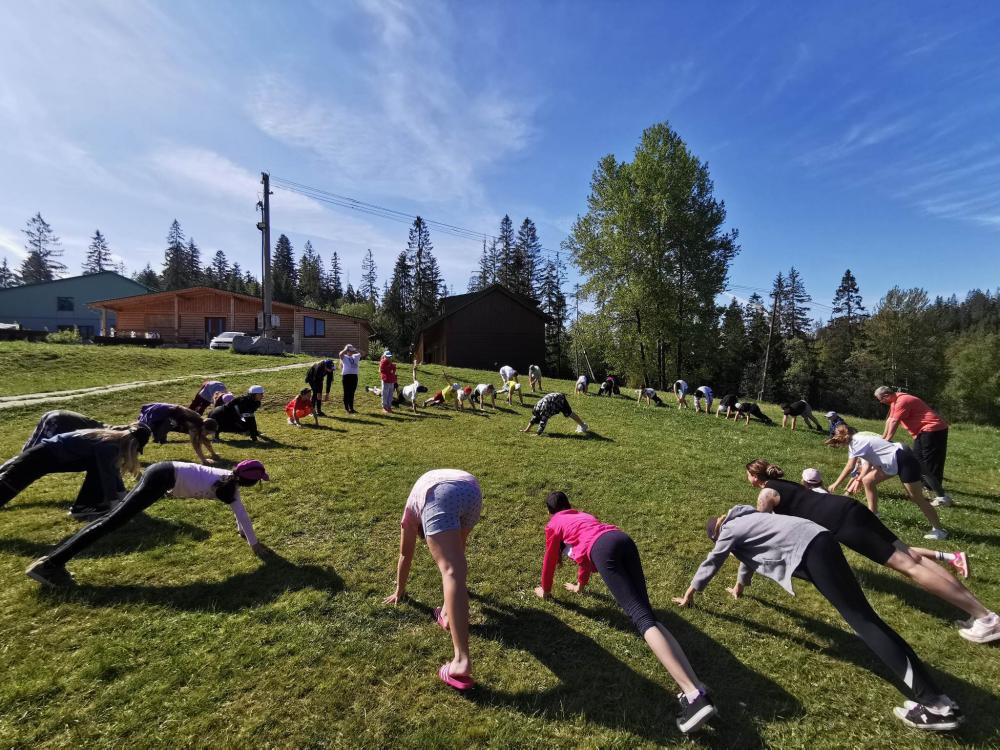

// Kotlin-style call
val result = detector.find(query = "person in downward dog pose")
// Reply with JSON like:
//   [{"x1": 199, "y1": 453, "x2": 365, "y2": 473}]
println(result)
[
  {"x1": 826, "y1": 425, "x2": 948, "y2": 540},
  {"x1": 780, "y1": 400, "x2": 823, "y2": 431},
  {"x1": 528, "y1": 364, "x2": 543, "y2": 393},
  {"x1": 385, "y1": 469, "x2": 483, "y2": 691},
  {"x1": 499, "y1": 379, "x2": 525, "y2": 406},
  {"x1": 469, "y1": 383, "x2": 497, "y2": 412},
  {"x1": 189, "y1": 380, "x2": 228, "y2": 415},
  {"x1": 138, "y1": 403, "x2": 220, "y2": 464},
  {"x1": 693, "y1": 386, "x2": 714, "y2": 413},
  {"x1": 575, "y1": 375, "x2": 589, "y2": 396},
  {"x1": 636, "y1": 387, "x2": 665, "y2": 406},
  {"x1": 521, "y1": 393, "x2": 588, "y2": 436},
  {"x1": 746, "y1": 459, "x2": 997, "y2": 643},
  {"x1": 15, "y1": 410, "x2": 131, "y2": 454},
  {"x1": 673, "y1": 379, "x2": 690, "y2": 409},
  {"x1": 732, "y1": 400, "x2": 774, "y2": 425},
  {"x1": 209, "y1": 386, "x2": 265, "y2": 442},
  {"x1": 716, "y1": 393, "x2": 738, "y2": 418},
  {"x1": 26, "y1": 459, "x2": 270, "y2": 586},
  {"x1": 675, "y1": 506, "x2": 966, "y2": 731},
  {"x1": 535, "y1": 492, "x2": 716, "y2": 734}
]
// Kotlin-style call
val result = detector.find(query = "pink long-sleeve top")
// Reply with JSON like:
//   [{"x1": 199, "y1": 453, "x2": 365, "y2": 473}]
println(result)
[{"x1": 540, "y1": 509, "x2": 618, "y2": 592}]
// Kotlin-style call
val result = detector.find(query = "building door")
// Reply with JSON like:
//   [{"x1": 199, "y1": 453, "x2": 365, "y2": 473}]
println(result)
[{"x1": 205, "y1": 317, "x2": 226, "y2": 341}]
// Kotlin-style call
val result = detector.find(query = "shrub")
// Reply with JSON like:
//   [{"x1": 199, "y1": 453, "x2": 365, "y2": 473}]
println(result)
[{"x1": 45, "y1": 327, "x2": 82, "y2": 344}]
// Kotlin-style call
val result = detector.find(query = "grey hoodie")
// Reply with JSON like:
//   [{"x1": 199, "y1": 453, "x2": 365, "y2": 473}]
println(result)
[{"x1": 690, "y1": 505, "x2": 826, "y2": 595}]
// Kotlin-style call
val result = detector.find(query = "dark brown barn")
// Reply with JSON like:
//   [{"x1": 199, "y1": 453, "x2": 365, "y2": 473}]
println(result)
[{"x1": 415, "y1": 285, "x2": 546, "y2": 371}]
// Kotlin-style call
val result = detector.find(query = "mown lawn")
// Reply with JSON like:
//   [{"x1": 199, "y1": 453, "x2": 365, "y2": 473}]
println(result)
[
  {"x1": 0, "y1": 342, "x2": 313, "y2": 397},
  {"x1": 0, "y1": 354, "x2": 997, "y2": 749}
]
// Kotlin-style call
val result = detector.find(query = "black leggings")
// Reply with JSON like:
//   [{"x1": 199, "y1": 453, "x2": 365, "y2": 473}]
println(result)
[
  {"x1": 342, "y1": 374, "x2": 358, "y2": 411},
  {"x1": 795, "y1": 533, "x2": 940, "y2": 704},
  {"x1": 914, "y1": 429, "x2": 948, "y2": 496},
  {"x1": 590, "y1": 530, "x2": 658, "y2": 636},
  {"x1": 0, "y1": 445, "x2": 110, "y2": 509},
  {"x1": 46, "y1": 462, "x2": 177, "y2": 566}
]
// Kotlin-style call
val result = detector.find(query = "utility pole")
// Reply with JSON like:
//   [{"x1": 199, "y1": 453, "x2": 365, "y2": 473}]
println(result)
[
  {"x1": 257, "y1": 172, "x2": 273, "y2": 338},
  {"x1": 758, "y1": 291, "x2": 779, "y2": 401}
]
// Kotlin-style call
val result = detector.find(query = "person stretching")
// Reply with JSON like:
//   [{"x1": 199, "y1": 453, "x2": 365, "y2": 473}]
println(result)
[
  {"x1": 0, "y1": 426, "x2": 150, "y2": 520},
  {"x1": 826, "y1": 425, "x2": 947, "y2": 540},
  {"x1": 26, "y1": 459, "x2": 269, "y2": 586},
  {"x1": 499, "y1": 379, "x2": 525, "y2": 406},
  {"x1": 528, "y1": 364, "x2": 543, "y2": 393},
  {"x1": 189, "y1": 380, "x2": 228, "y2": 415},
  {"x1": 209, "y1": 386, "x2": 265, "y2": 442},
  {"x1": 499, "y1": 364, "x2": 518, "y2": 388},
  {"x1": 424, "y1": 374, "x2": 467, "y2": 410},
  {"x1": 17, "y1": 410, "x2": 128, "y2": 453},
  {"x1": 825, "y1": 410, "x2": 847, "y2": 437},
  {"x1": 675, "y1": 505, "x2": 965, "y2": 731},
  {"x1": 305, "y1": 359, "x2": 336, "y2": 416},
  {"x1": 732, "y1": 401, "x2": 774, "y2": 425},
  {"x1": 575, "y1": 375, "x2": 589, "y2": 396},
  {"x1": 379, "y1": 351, "x2": 397, "y2": 414},
  {"x1": 384, "y1": 469, "x2": 483, "y2": 691},
  {"x1": 138, "y1": 403, "x2": 220, "y2": 464},
  {"x1": 470, "y1": 383, "x2": 497, "y2": 411},
  {"x1": 636, "y1": 387, "x2": 664, "y2": 406},
  {"x1": 534, "y1": 492, "x2": 716, "y2": 733},
  {"x1": 285, "y1": 387, "x2": 318, "y2": 427},
  {"x1": 746, "y1": 459, "x2": 997, "y2": 643},
  {"x1": 694, "y1": 386, "x2": 713, "y2": 413},
  {"x1": 780, "y1": 400, "x2": 822, "y2": 431},
  {"x1": 521, "y1": 393, "x2": 588, "y2": 436},
  {"x1": 339, "y1": 345, "x2": 362, "y2": 414},
  {"x1": 673, "y1": 379, "x2": 690, "y2": 409},
  {"x1": 716, "y1": 393, "x2": 738, "y2": 418}
]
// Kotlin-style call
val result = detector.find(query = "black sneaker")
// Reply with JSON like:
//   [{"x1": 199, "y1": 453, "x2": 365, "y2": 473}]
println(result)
[
  {"x1": 26, "y1": 557, "x2": 75, "y2": 587},
  {"x1": 676, "y1": 691, "x2": 717, "y2": 733},
  {"x1": 893, "y1": 701, "x2": 963, "y2": 731},
  {"x1": 68, "y1": 505, "x2": 110, "y2": 521}
]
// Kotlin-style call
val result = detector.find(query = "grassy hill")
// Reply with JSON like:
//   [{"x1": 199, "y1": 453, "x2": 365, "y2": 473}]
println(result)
[{"x1": 0, "y1": 351, "x2": 998, "y2": 748}]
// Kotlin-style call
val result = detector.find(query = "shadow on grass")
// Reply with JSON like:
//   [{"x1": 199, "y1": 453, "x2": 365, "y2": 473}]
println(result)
[
  {"x1": 746, "y1": 598, "x2": 1000, "y2": 745},
  {"x1": 545, "y1": 431, "x2": 613, "y2": 443},
  {"x1": 467, "y1": 594, "x2": 799, "y2": 748},
  {"x1": 333, "y1": 416, "x2": 382, "y2": 426},
  {"x1": 54, "y1": 548, "x2": 343, "y2": 612},
  {"x1": 368, "y1": 412, "x2": 412, "y2": 423},
  {"x1": 219, "y1": 437, "x2": 306, "y2": 450},
  {"x1": 852, "y1": 566, "x2": 965, "y2": 622}
]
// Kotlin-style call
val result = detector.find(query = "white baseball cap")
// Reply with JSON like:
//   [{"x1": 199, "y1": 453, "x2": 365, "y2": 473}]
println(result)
[
  {"x1": 825, "y1": 411, "x2": 838, "y2": 418},
  {"x1": 383, "y1": 350, "x2": 392, "y2": 358},
  {"x1": 249, "y1": 385, "x2": 265, "y2": 395}
]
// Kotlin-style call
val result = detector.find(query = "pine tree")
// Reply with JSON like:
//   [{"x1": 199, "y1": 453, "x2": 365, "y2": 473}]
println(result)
[
  {"x1": 227, "y1": 262, "x2": 245, "y2": 294},
  {"x1": 360, "y1": 248, "x2": 379, "y2": 304},
  {"x1": 161, "y1": 220, "x2": 188, "y2": 290},
  {"x1": 0, "y1": 257, "x2": 19, "y2": 288},
  {"x1": 82, "y1": 229, "x2": 112, "y2": 274},
  {"x1": 344, "y1": 283, "x2": 357, "y2": 304},
  {"x1": 513, "y1": 218, "x2": 542, "y2": 297},
  {"x1": 716, "y1": 298, "x2": 747, "y2": 393},
  {"x1": 495, "y1": 215, "x2": 515, "y2": 289},
  {"x1": 327, "y1": 252, "x2": 344, "y2": 307},
  {"x1": 133, "y1": 263, "x2": 161, "y2": 291},
  {"x1": 832, "y1": 269, "x2": 866, "y2": 327},
  {"x1": 379, "y1": 251, "x2": 415, "y2": 355},
  {"x1": 272, "y1": 234, "x2": 298, "y2": 303},
  {"x1": 206, "y1": 250, "x2": 229, "y2": 288},
  {"x1": 782, "y1": 267, "x2": 812, "y2": 338},
  {"x1": 298, "y1": 241, "x2": 323, "y2": 305},
  {"x1": 538, "y1": 254, "x2": 569, "y2": 373},
  {"x1": 20, "y1": 213, "x2": 65, "y2": 283},
  {"x1": 185, "y1": 238, "x2": 203, "y2": 286},
  {"x1": 244, "y1": 271, "x2": 260, "y2": 297}
]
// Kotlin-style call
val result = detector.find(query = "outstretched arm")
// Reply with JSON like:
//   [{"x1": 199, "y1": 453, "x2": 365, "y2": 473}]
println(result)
[
  {"x1": 828, "y1": 456, "x2": 858, "y2": 493},
  {"x1": 385, "y1": 525, "x2": 418, "y2": 604}
]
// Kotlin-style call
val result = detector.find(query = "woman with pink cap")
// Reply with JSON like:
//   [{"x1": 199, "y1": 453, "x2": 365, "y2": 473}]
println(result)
[{"x1": 26, "y1": 459, "x2": 270, "y2": 586}]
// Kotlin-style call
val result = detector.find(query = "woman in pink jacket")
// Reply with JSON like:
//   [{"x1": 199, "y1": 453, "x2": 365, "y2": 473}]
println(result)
[{"x1": 533, "y1": 492, "x2": 716, "y2": 734}]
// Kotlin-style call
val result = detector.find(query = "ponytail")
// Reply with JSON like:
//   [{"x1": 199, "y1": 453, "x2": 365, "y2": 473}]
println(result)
[
  {"x1": 746, "y1": 459, "x2": 784, "y2": 481},
  {"x1": 824, "y1": 423, "x2": 856, "y2": 447}
]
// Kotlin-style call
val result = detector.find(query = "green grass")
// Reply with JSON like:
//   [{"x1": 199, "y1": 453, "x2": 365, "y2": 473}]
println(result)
[
  {"x1": 0, "y1": 353, "x2": 998, "y2": 749},
  {"x1": 0, "y1": 342, "x2": 313, "y2": 397}
]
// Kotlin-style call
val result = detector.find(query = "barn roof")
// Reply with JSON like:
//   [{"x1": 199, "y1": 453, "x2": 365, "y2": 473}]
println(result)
[{"x1": 419, "y1": 284, "x2": 548, "y2": 331}]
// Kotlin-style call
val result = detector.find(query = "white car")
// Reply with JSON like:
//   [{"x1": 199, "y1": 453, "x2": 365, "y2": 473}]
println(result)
[{"x1": 209, "y1": 331, "x2": 245, "y2": 350}]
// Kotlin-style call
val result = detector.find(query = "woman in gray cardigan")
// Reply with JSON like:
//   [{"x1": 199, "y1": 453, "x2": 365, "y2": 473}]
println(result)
[{"x1": 673, "y1": 505, "x2": 963, "y2": 732}]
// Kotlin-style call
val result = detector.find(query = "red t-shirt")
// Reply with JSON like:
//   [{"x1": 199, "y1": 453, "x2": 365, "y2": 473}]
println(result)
[{"x1": 889, "y1": 394, "x2": 948, "y2": 438}]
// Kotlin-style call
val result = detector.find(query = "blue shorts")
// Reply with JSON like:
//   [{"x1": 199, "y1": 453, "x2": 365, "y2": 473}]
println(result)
[{"x1": 421, "y1": 479, "x2": 482, "y2": 537}]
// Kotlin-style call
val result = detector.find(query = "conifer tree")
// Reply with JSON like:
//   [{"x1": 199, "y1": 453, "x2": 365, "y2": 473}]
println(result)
[
  {"x1": 161, "y1": 220, "x2": 188, "y2": 290},
  {"x1": 513, "y1": 218, "x2": 542, "y2": 297},
  {"x1": 495, "y1": 215, "x2": 515, "y2": 289},
  {"x1": 82, "y1": 229, "x2": 112, "y2": 274},
  {"x1": 782, "y1": 267, "x2": 812, "y2": 338},
  {"x1": 133, "y1": 263, "x2": 161, "y2": 291},
  {"x1": 379, "y1": 251, "x2": 415, "y2": 355},
  {"x1": 20, "y1": 213, "x2": 65, "y2": 283},
  {"x1": 298, "y1": 241, "x2": 323, "y2": 305},
  {"x1": 185, "y1": 238, "x2": 203, "y2": 286},
  {"x1": 832, "y1": 269, "x2": 866, "y2": 327},
  {"x1": 227, "y1": 262, "x2": 245, "y2": 293},
  {"x1": 205, "y1": 250, "x2": 229, "y2": 288},
  {"x1": 538, "y1": 254, "x2": 569, "y2": 373},
  {"x1": 327, "y1": 252, "x2": 344, "y2": 307},
  {"x1": 272, "y1": 234, "x2": 298, "y2": 303},
  {"x1": 0, "y1": 257, "x2": 19, "y2": 288},
  {"x1": 360, "y1": 248, "x2": 379, "y2": 304}
]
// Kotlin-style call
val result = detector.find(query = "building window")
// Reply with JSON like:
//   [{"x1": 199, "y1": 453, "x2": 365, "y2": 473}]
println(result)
[
  {"x1": 57, "y1": 296, "x2": 75, "y2": 311},
  {"x1": 303, "y1": 316, "x2": 325, "y2": 337}
]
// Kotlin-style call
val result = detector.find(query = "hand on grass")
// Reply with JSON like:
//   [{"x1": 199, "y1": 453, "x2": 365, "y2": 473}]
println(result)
[
  {"x1": 726, "y1": 583, "x2": 744, "y2": 600},
  {"x1": 563, "y1": 582, "x2": 582, "y2": 594},
  {"x1": 533, "y1": 586, "x2": 549, "y2": 600},
  {"x1": 384, "y1": 591, "x2": 405, "y2": 605},
  {"x1": 672, "y1": 593, "x2": 693, "y2": 608}
]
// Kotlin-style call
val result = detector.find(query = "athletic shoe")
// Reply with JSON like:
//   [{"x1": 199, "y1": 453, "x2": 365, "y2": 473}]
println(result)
[
  {"x1": 923, "y1": 528, "x2": 948, "y2": 541},
  {"x1": 576, "y1": 422, "x2": 589, "y2": 434},
  {"x1": 931, "y1": 495, "x2": 953, "y2": 507},
  {"x1": 958, "y1": 613, "x2": 1000, "y2": 644},
  {"x1": 25, "y1": 557, "x2": 74, "y2": 587},
  {"x1": 893, "y1": 700, "x2": 963, "y2": 731},
  {"x1": 68, "y1": 505, "x2": 110, "y2": 521},
  {"x1": 949, "y1": 551, "x2": 970, "y2": 579},
  {"x1": 953, "y1": 615, "x2": 975, "y2": 629},
  {"x1": 676, "y1": 692, "x2": 717, "y2": 733}
]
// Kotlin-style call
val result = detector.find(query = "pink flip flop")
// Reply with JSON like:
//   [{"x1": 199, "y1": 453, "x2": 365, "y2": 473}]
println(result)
[
  {"x1": 438, "y1": 663, "x2": 475, "y2": 691},
  {"x1": 433, "y1": 607, "x2": 450, "y2": 631}
]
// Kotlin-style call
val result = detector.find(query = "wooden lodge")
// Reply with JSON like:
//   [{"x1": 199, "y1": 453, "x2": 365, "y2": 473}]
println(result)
[
  {"x1": 415, "y1": 284, "x2": 546, "y2": 371},
  {"x1": 89, "y1": 287, "x2": 372, "y2": 356}
]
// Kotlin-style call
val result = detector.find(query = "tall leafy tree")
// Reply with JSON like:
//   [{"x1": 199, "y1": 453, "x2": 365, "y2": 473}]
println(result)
[
  {"x1": 495, "y1": 215, "x2": 516, "y2": 290},
  {"x1": 298, "y1": 241, "x2": 323, "y2": 305},
  {"x1": 739, "y1": 294, "x2": 771, "y2": 397},
  {"x1": 271, "y1": 234, "x2": 298, "y2": 303},
  {"x1": 133, "y1": 263, "x2": 161, "y2": 291},
  {"x1": 512, "y1": 218, "x2": 542, "y2": 297},
  {"x1": 227, "y1": 262, "x2": 245, "y2": 294},
  {"x1": 20, "y1": 212, "x2": 65, "y2": 283},
  {"x1": 360, "y1": 248, "x2": 379, "y2": 304},
  {"x1": 82, "y1": 229, "x2": 112, "y2": 274},
  {"x1": 161, "y1": 220, "x2": 189, "y2": 290},
  {"x1": 0, "y1": 257, "x2": 19, "y2": 288}
]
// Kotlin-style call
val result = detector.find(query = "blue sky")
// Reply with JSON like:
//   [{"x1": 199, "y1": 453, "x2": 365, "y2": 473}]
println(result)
[{"x1": 2, "y1": 1, "x2": 999, "y2": 318}]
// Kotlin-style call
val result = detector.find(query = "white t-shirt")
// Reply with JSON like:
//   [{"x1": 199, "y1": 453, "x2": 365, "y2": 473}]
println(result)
[
  {"x1": 528, "y1": 365, "x2": 541, "y2": 379},
  {"x1": 576, "y1": 375, "x2": 587, "y2": 387},
  {"x1": 166, "y1": 462, "x2": 257, "y2": 545},
  {"x1": 457, "y1": 388, "x2": 471, "y2": 402},
  {"x1": 474, "y1": 383, "x2": 493, "y2": 396},
  {"x1": 848, "y1": 432, "x2": 902, "y2": 476},
  {"x1": 340, "y1": 352, "x2": 361, "y2": 376},
  {"x1": 674, "y1": 380, "x2": 688, "y2": 394},
  {"x1": 640, "y1": 387, "x2": 656, "y2": 397},
  {"x1": 499, "y1": 365, "x2": 516, "y2": 382},
  {"x1": 696, "y1": 386, "x2": 713, "y2": 399},
  {"x1": 400, "y1": 382, "x2": 419, "y2": 403}
]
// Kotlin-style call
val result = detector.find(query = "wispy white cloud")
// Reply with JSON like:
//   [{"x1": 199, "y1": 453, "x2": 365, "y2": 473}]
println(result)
[
  {"x1": 0, "y1": 227, "x2": 26, "y2": 260},
  {"x1": 798, "y1": 115, "x2": 914, "y2": 167}
]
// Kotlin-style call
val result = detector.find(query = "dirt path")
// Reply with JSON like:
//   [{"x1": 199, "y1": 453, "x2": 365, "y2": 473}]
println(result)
[{"x1": 0, "y1": 362, "x2": 310, "y2": 411}]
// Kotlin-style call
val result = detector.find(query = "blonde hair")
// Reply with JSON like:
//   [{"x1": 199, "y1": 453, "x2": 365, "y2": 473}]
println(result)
[
  {"x1": 81, "y1": 428, "x2": 143, "y2": 476},
  {"x1": 824, "y1": 423, "x2": 857, "y2": 448}
]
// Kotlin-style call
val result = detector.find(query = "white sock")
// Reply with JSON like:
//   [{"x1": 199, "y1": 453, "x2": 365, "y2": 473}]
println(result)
[
  {"x1": 936, "y1": 551, "x2": 956, "y2": 562},
  {"x1": 684, "y1": 688, "x2": 702, "y2": 702}
]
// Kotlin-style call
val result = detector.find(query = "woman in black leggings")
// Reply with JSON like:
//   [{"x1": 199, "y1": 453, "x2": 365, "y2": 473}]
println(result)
[
  {"x1": 534, "y1": 492, "x2": 716, "y2": 734},
  {"x1": 745, "y1": 459, "x2": 998, "y2": 644},
  {"x1": 674, "y1": 505, "x2": 963, "y2": 731},
  {"x1": 26, "y1": 459, "x2": 270, "y2": 586}
]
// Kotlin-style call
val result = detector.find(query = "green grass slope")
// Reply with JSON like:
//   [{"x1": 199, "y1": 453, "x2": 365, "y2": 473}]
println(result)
[
  {"x1": 0, "y1": 358, "x2": 997, "y2": 749},
  {"x1": 0, "y1": 342, "x2": 313, "y2": 397}
]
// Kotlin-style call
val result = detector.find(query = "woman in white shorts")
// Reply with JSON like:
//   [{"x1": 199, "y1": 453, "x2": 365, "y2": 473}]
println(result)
[
  {"x1": 575, "y1": 375, "x2": 588, "y2": 396},
  {"x1": 385, "y1": 469, "x2": 483, "y2": 691}
]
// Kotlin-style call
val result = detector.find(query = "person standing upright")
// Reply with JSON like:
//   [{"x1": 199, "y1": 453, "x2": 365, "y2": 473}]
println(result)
[
  {"x1": 339, "y1": 344, "x2": 362, "y2": 414},
  {"x1": 379, "y1": 350, "x2": 397, "y2": 414},
  {"x1": 875, "y1": 387, "x2": 952, "y2": 507}
]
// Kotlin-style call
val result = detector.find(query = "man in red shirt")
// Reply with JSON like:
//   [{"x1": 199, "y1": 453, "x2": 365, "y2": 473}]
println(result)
[{"x1": 875, "y1": 386, "x2": 951, "y2": 506}]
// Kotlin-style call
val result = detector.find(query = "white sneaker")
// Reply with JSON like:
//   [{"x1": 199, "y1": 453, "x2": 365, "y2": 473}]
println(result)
[
  {"x1": 959, "y1": 614, "x2": 1000, "y2": 644},
  {"x1": 931, "y1": 495, "x2": 953, "y2": 507},
  {"x1": 953, "y1": 616, "x2": 975, "y2": 629},
  {"x1": 924, "y1": 528, "x2": 948, "y2": 541},
  {"x1": 576, "y1": 422, "x2": 588, "y2": 434}
]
